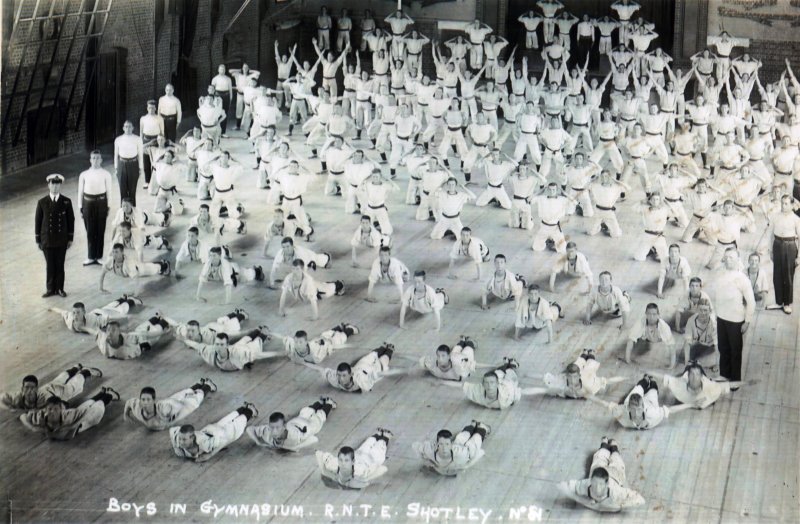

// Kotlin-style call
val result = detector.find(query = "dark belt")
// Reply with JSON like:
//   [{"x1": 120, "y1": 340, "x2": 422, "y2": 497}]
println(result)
[
  {"x1": 631, "y1": 156, "x2": 643, "y2": 160},
  {"x1": 489, "y1": 182, "x2": 503, "y2": 188},
  {"x1": 676, "y1": 150, "x2": 693, "y2": 156},
  {"x1": 775, "y1": 236, "x2": 797, "y2": 241},
  {"x1": 573, "y1": 122, "x2": 588, "y2": 127},
  {"x1": 330, "y1": 171, "x2": 344, "y2": 175},
  {"x1": 345, "y1": 88, "x2": 355, "y2": 93},
  {"x1": 646, "y1": 131, "x2": 662, "y2": 136},
  {"x1": 408, "y1": 51, "x2": 421, "y2": 56},
  {"x1": 600, "y1": 137, "x2": 615, "y2": 141},
  {"x1": 283, "y1": 195, "x2": 302, "y2": 202},
  {"x1": 596, "y1": 204, "x2": 616, "y2": 211},
  {"x1": 448, "y1": 127, "x2": 462, "y2": 132},
  {"x1": 546, "y1": 146, "x2": 560, "y2": 152},
  {"x1": 143, "y1": 134, "x2": 157, "y2": 141},
  {"x1": 505, "y1": 119, "x2": 517, "y2": 124},
  {"x1": 160, "y1": 186, "x2": 177, "y2": 193},
  {"x1": 692, "y1": 121, "x2": 708, "y2": 126},
  {"x1": 776, "y1": 170, "x2": 792, "y2": 176},
  {"x1": 644, "y1": 230, "x2": 663, "y2": 236},
  {"x1": 542, "y1": 220, "x2": 560, "y2": 227},
  {"x1": 621, "y1": 117, "x2": 636, "y2": 122},
  {"x1": 692, "y1": 213, "x2": 707, "y2": 220},
  {"x1": 661, "y1": 108, "x2": 675, "y2": 113},
  {"x1": 323, "y1": 76, "x2": 336, "y2": 80},
  {"x1": 665, "y1": 196, "x2": 681, "y2": 202},
  {"x1": 734, "y1": 202, "x2": 752, "y2": 210},
  {"x1": 201, "y1": 124, "x2": 218, "y2": 128},
  {"x1": 514, "y1": 195, "x2": 530, "y2": 202},
  {"x1": 161, "y1": 113, "x2": 177, "y2": 119},
  {"x1": 750, "y1": 157, "x2": 763, "y2": 162},
  {"x1": 718, "y1": 239, "x2": 737, "y2": 246},
  {"x1": 522, "y1": 130, "x2": 537, "y2": 135},
  {"x1": 442, "y1": 212, "x2": 460, "y2": 219},
  {"x1": 120, "y1": 156, "x2": 137, "y2": 161},
  {"x1": 82, "y1": 193, "x2": 107, "y2": 201},
  {"x1": 397, "y1": 135, "x2": 411, "y2": 140},
  {"x1": 369, "y1": 203, "x2": 386, "y2": 209},
  {"x1": 215, "y1": 186, "x2": 233, "y2": 193},
  {"x1": 474, "y1": 142, "x2": 489, "y2": 147},
  {"x1": 571, "y1": 187, "x2": 586, "y2": 192}
]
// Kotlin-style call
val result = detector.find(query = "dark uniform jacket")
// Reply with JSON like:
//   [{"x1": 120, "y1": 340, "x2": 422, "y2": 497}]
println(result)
[{"x1": 35, "y1": 195, "x2": 75, "y2": 248}]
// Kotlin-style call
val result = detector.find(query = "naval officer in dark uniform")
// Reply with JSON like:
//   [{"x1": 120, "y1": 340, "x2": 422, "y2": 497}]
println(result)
[{"x1": 35, "y1": 174, "x2": 75, "y2": 297}]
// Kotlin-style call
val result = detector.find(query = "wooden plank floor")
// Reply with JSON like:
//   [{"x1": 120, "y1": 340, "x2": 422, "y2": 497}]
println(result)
[{"x1": 1, "y1": 121, "x2": 798, "y2": 523}]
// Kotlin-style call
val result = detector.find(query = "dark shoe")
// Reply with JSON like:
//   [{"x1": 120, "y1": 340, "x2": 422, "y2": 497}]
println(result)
[
  {"x1": 57, "y1": 290, "x2": 67, "y2": 297},
  {"x1": 244, "y1": 402, "x2": 259, "y2": 419},
  {"x1": 85, "y1": 367, "x2": 104, "y2": 378},
  {"x1": 102, "y1": 387, "x2": 121, "y2": 401},
  {"x1": 42, "y1": 291, "x2": 55, "y2": 298}
]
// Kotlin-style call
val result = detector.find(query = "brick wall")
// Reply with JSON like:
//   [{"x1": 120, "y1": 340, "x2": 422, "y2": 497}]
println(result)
[
  {"x1": 101, "y1": 0, "x2": 156, "y2": 124},
  {"x1": 1, "y1": 0, "x2": 90, "y2": 174}
]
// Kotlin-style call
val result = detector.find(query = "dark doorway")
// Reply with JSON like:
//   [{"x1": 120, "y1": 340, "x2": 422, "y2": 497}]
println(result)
[
  {"x1": 27, "y1": 104, "x2": 63, "y2": 165},
  {"x1": 86, "y1": 48, "x2": 127, "y2": 149}
]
